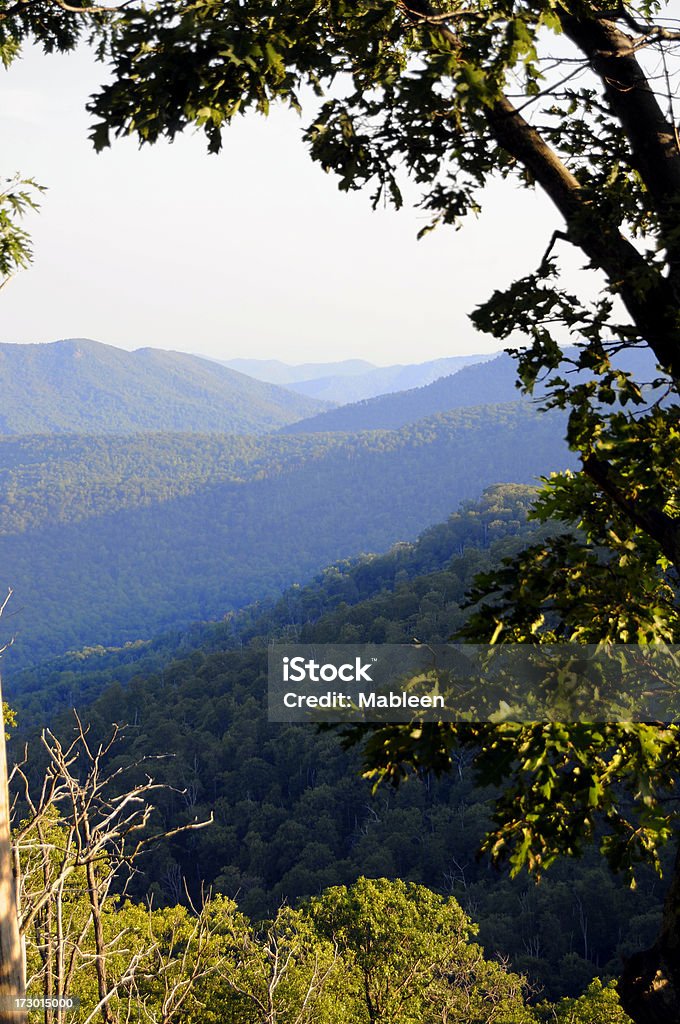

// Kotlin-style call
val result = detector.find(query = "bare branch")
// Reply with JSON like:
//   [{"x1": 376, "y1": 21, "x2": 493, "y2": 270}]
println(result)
[{"x1": 10, "y1": 716, "x2": 216, "y2": 1023}]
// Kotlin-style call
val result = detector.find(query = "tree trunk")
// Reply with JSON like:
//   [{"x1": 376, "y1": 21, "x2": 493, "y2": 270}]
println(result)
[
  {"x1": 0, "y1": 675, "x2": 27, "y2": 1024},
  {"x1": 620, "y1": 838, "x2": 680, "y2": 1024},
  {"x1": 85, "y1": 859, "x2": 116, "y2": 1024}
]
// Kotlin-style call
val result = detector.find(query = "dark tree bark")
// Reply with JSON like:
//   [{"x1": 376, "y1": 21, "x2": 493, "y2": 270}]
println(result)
[{"x1": 620, "y1": 838, "x2": 680, "y2": 1024}]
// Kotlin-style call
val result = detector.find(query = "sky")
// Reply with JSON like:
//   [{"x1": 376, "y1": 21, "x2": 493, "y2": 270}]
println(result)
[{"x1": 1, "y1": 43, "x2": 583, "y2": 366}]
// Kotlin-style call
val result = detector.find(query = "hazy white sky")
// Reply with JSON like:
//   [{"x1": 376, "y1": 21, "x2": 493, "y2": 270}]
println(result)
[{"x1": 1, "y1": 43, "x2": 583, "y2": 365}]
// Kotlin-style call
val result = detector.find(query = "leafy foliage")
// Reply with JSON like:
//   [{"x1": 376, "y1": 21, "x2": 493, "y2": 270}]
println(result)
[
  {"x1": 0, "y1": 176, "x2": 44, "y2": 286},
  {"x1": 20, "y1": 862, "x2": 551, "y2": 1023},
  {"x1": 537, "y1": 978, "x2": 633, "y2": 1023}
]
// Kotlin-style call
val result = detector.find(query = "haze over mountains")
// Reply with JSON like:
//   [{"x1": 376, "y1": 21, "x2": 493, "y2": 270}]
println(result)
[
  {"x1": 0, "y1": 335, "x2": 585, "y2": 674},
  {"x1": 280, "y1": 346, "x2": 670, "y2": 434},
  {"x1": 0, "y1": 339, "x2": 326, "y2": 433},
  {"x1": 0, "y1": 404, "x2": 575, "y2": 671},
  {"x1": 222, "y1": 357, "x2": 376, "y2": 384},
  {"x1": 222, "y1": 353, "x2": 494, "y2": 403},
  {"x1": 281, "y1": 353, "x2": 524, "y2": 432}
]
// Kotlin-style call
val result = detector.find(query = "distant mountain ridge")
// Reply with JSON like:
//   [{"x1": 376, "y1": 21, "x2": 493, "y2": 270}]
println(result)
[
  {"x1": 281, "y1": 353, "x2": 522, "y2": 432},
  {"x1": 280, "y1": 346, "x2": 669, "y2": 433},
  {"x1": 221, "y1": 357, "x2": 377, "y2": 384},
  {"x1": 221, "y1": 353, "x2": 495, "y2": 403},
  {"x1": 0, "y1": 339, "x2": 327, "y2": 434}
]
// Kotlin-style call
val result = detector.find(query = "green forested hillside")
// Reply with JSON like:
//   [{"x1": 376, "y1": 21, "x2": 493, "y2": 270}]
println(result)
[
  {"x1": 0, "y1": 338, "x2": 326, "y2": 433},
  {"x1": 0, "y1": 431, "x2": 353, "y2": 531},
  {"x1": 12, "y1": 483, "x2": 541, "y2": 705},
  {"x1": 0, "y1": 405, "x2": 575, "y2": 669},
  {"x1": 10, "y1": 485, "x2": 660, "y2": 1003}
]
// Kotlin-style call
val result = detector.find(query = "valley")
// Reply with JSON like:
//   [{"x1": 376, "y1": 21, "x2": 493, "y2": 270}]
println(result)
[
  {"x1": 0, "y1": 339, "x2": 654, "y2": 1022},
  {"x1": 0, "y1": 400, "x2": 574, "y2": 671}
]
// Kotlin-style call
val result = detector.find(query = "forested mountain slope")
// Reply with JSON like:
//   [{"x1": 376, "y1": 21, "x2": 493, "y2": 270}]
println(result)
[
  {"x1": 9, "y1": 485, "x2": 660, "y2": 1002},
  {"x1": 0, "y1": 338, "x2": 326, "y2": 433},
  {"x1": 0, "y1": 431, "x2": 355, "y2": 531},
  {"x1": 0, "y1": 404, "x2": 575, "y2": 670},
  {"x1": 12, "y1": 483, "x2": 540, "y2": 706}
]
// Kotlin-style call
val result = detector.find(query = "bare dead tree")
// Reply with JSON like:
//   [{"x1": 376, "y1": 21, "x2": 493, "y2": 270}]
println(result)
[
  {"x1": 124, "y1": 888, "x2": 229, "y2": 1024},
  {"x1": 9, "y1": 714, "x2": 213, "y2": 1024},
  {"x1": 224, "y1": 909, "x2": 340, "y2": 1024}
]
